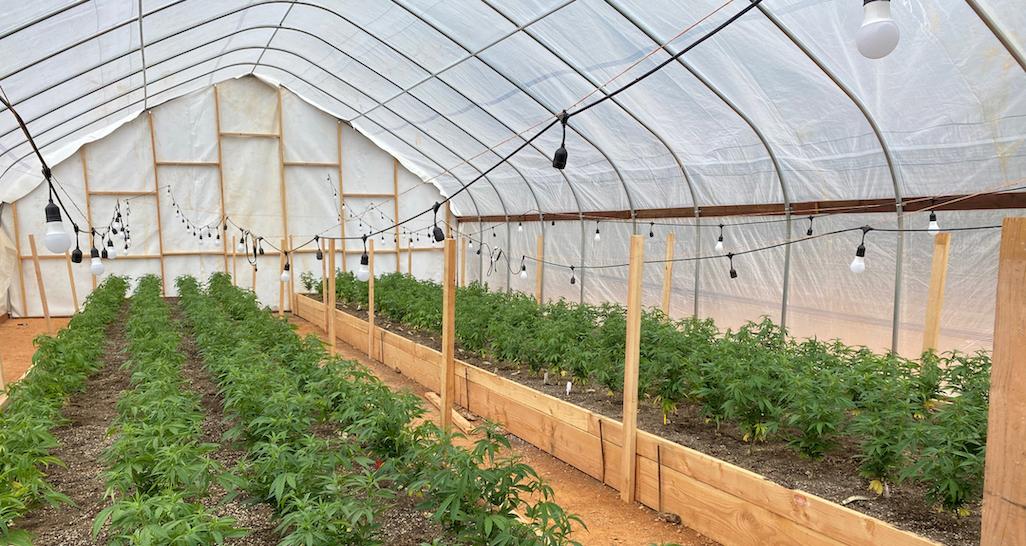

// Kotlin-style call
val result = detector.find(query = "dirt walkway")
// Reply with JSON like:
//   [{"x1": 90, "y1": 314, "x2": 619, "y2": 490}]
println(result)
[
  {"x1": 288, "y1": 315, "x2": 717, "y2": 546},
  {"x1": 13, "y1": 308, "x2": 130, "y2": 545}
]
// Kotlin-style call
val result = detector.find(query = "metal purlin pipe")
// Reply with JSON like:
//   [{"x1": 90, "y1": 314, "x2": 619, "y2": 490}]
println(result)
[
  {"x1": 756, "y1": 5, "x2": 906, "y2": 352},
  {"x1": 606, "y1": 0, "x2": 791, "y2": 321},
  {"x1": 389, "y1": 0, "x2": 638, "y2": 307},
  {"x1": 963, "y1": 0, "x2": 1026, "y2": 74}
]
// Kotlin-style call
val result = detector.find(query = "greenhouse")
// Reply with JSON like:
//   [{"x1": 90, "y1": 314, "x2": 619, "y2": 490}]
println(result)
[{"x1": 0, "y1": 0, "x2": 1023, "y2": 545}]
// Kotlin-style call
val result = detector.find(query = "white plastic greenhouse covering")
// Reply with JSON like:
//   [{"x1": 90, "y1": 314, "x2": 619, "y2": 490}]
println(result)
[{"x1": 1, "y1": 0, "x2": 1024, "y2": 357}]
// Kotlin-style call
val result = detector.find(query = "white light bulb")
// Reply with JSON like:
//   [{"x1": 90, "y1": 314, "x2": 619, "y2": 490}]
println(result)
[
  {"x1": 594, "y1": 231, "x2": 601, "y2": 242},
  {"x1": 107, "y1": 243, "x2": 118, "y2": 259},
  {"x1": 356, "y1": 264, "x2": 370, "y2": 282},
  {"x1": 518, "y1": 224, "x2": 523, "y2": 232},
  {"x1": 43, "y1": 203, "x2": 72, "y2": 254},
  {"x1": 928, "y1": 219, "x2": 940, "y2": 235},
  {"x1": 236, "y1": 241, "x2": 246, "y2": 253},
  {"x1": 520, "y1": 268, "x2": 528, "y2": 280},
  {"x1": 714, "y1": 240, "x2": 724, "y2": 253},
  {"x1": 468, "y1": 240, "x2": 473, "y2": 248},
  {"x1": 280, "y1": 270, "x2": 291, "y2": 283},
  {"x1": 90, "y1": 256, "x2": 105, "y2": 276},
  {"x1": 857, "y1": 0, "x2": 899, "y2": 59},
  {"x1": 850, "y1": 255, "x2": 866, "y2": 274}
]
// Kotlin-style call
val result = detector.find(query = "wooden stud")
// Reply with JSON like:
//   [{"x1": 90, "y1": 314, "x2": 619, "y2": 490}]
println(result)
[
  {"x1": 445, "y1": 202, "x2": 453, "y2": 238},
  {"x1": 459, "y1": 235, "x2": 467, "y2": 287},
  {"x1": 393, "y1": 158, "x2": 401, "y2": 271},
  {"x1": 367, "y1": 239, "x2": 376, "y2": 361},
  {"x1": 146, "y1": 111, "x2": 168, "y2": 293},
  {"x1": 79, "y1": 148, "x2": 96, "y2": 290},
  {"x1": 440, "y1": 237, "x2": 457, "y2": 432},
  {"x1": 288, "y1": 235, "x2": 296, "y2": 312},
  {"x1": 921, "y1": 232, "x2": 952, "y2": 353},
  {"x1": 251, "y1": 260, "x2": 257, "y2": 292},
  {"x1": 220, "y1": 131, "x2": 278, "y2": 139},
  {"x1": 336, "y1": 122, "x2": 347, "y2": 271},
  {"x1": 276, "y1": 88, "x2": 291, "y2": 269},
  {"x1": 213, "y1": 85, "x2": 230, "y2": 273},
  {"x1": 621, "y1": 234, "x2": 645, "y2": 503},
  {"x1": 283, "y1": 160, "x2": 338, "y2": 167},
  {"x1": 407, "y1": 238, "x2": 413, "y2": 276},
  {"x1": 231, "y1": 235, "x2": 238, "y2": 286},
  {"x1": 27, "y1": 235, "x2": 52, "y2": 334},
  {"x1": 327, "y1": 238, "x2": 337, "y2": 355},
  {"x1": 87, "y1": 190, "x2": 156, "y2": 196},
  {"x1": 64, "y1": 251, "x2": 79, "y2": 313},
  {"x1": 535, "y1": 234, "x2": 544, "y2": 303},
  {"x1": 661, "y1": 232, "x2": 675, "y2": 315},
  {"x1": 346, "y1": 192, "x2": 394, "y2": 199},
  {"x1": 155, "y1": 160, "x2": 219, "y2": 167},
  {"x1": 278, "y1": 238, "x2": 286, "y2": 318},
  {"x1": 10, "y1": 202, "x2": 27, "y2": 316},
  {"x1": 981, "y1": 217, "x2": 1026, "y2": 546}
]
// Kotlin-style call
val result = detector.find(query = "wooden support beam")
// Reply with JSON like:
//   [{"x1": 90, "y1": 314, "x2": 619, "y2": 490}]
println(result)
[
  {"x1": 283, "y1": 160, "x2": 338, "y2": 167},
  {"x1": 276, "y1": 88, "x2": 291, "y2": 275},
  {"x1": 327, "y1": 238, "x2": 337, "y2": 355},
  {"x1": 27, "y1": 235, "x2": 52, "y2": 334},
  {"x1": 393, "y1": 158, "x2": 401, "y2": 272},
  {"x1": 459, "y1": 235, "x2": 467, "y2": 287},
  {"x1": 64, "y1": 251, "x2": 79, "y2": 313},
  {"x1": 220, "y1": 131, "x2": 278, "y2": 139},
  {"x1": 407, "y1": 239, "x2": 413, "y2": 276},
  {"x1": 87, "y1": 190, "x2": 156, "y2": 196},
  {"x1": 322, "y1": 238, "x2": 330, "y2": 330},
  {"x1": 278, "y1": 238, "x2": 286, "y2": 318},
  {"x1": 251, "y1": 260, "x2": 257, "y2": 292},
  {"x1": 367, "y1": 239, "x2": 376, "y2": 361},
  {"x1": 155, "y1": 160, "x2": 219, "y2": 167},
  {"x1": 535, "y1": 234, "x2": 544, "y2": 303},
  {"x1": 213, "y1": 85, "x2": 229, "y2": 273},
  {"x1": 288, "y1": 235, "x2": 296, "y2": 312},
  {"x1": 921, "y1": 232, "x2": 951, "y2": 353},
  {"x1": 79, "y1": 148, "x2": 96, "y2": 290},
  {"x1": 621, "y1": 234, "x2": 645, "y2": 503},
  {"x1": 982, "y1": 217, "x2": 1026, "y2": 545},
  {"x1": 425, "y1": 391, "x2": 471, "y2": 433},
  {"x1": 346, "y1": 192, "x2": 394, "y2": 199},
  {"x1": 10, "y1": 202, "x2": 27, "y2": 316},
  {"x1": 231, "y1": 235, "x2": 238, "y2": 286},
  {"x1": 336, "y1": 122, "x2": 347, "y2": 272},
  {"x1": 661, "y1": 232, "x2": 675, "y2": 315},
  {"x1": 146, "y1": 111, "x2": 168, "y2": 294},
  {"x1": 440, "y1": 237, "x2": 457, "y2": 433}
]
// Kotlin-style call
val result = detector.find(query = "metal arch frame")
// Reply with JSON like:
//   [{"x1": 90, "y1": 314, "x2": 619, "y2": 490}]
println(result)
[
  {"x1": 755, "y1": 5, "x2": 906, "y2": 352},
  {"x1": 479, "y1": 0, "x2": 702, "y2": 307},
  {"x1": 0, "y1": 1, "x2": 91, "y2": 42},
  {"x1": 604, "y1": 0, "x2": 792, "y2": 323},
  {"x1": 963, "y1": 0, "x2": 1026, "y2": 74}
]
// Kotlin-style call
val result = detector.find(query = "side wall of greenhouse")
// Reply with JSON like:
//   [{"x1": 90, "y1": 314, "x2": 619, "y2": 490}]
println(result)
[{"x1": 2, "y1": 76, "x2": 446, "y2": 317}]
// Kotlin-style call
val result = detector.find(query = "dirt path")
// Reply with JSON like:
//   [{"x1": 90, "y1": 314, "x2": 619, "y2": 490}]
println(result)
[
  {"x1": 13, "y1": 307, "x2": 131, "y2": 546},
  {"x1": 169, "y1": 299, "x2": 280, "y2": 546},
  {"x1": 288, "y1": 315, "x2": 717, "y2": 546}
]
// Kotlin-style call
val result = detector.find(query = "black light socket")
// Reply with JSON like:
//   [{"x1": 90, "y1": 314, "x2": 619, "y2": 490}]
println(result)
[
  {"x1": 71, "y1": 248, "x2": 83, "y2": 263},
  {"x1": 552, "y1": 146, "x2": 567, "y2": 169}
]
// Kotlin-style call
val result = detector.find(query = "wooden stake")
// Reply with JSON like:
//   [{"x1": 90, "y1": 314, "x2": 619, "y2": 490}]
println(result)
[
  {"x1": 278, "y1": 238, "x2": 286, "y2": 318},
  {"x1": 459, "y1": 235, "x2": 467, "y2": 287},
  {"x1": 620, "y1": 234, "x2": 645, "y2": 503},
  {"x1": 336, "y1": 122, "x2": 348, "y2": 272},
  {"x1": 981, "y1": 217, "x2": 1026, "y2": 545},
  {"x1": 79, "y1": 148, "x2": 97, "y2": 290},
  {"x1": 146, "y1": 111, "x2": 168, "y2": 293},
  {"x1": 288, "y1": 235, "x2": 296, "y2": 312},
  {"x1": 251, "y1": 261, "x2": 257, "y2": 293},
  {"x1": 10, "y1": 202, "x2": 27, "y2": 315},
  {"x1": 367, "y1": 239, "x2": 376, "y2": 360},
  {"x1": 327, "y1": 238, "x2": 337, "y2": 355},
  {"x1": 661, "y1": 232, "x2": 675, "y2": 315},
  {"x1": 27, "y1": 235, "x2": 52, "y2": 334},
  {"x1": 64, "y1": 251, "x2": 79, "y2": 313},
  {"x1": 440, "y1": 237, "x2": 457, "y2": 432},
  {"x1": 407, "y1": 238, "x2": 413, "y2": 276},
  {"x1": 213, "y1": 86, "x2": 229, "y2": 273},
  {"x1": 922, "y1": 232, "x2": 951, "y2": 353},
  {"x1": 393, "y1": 158, "x2": 401, "y2": 271},
  {"x1": 322, "y1": 238, "x2": 330, "y2": 329},
  {"x1": 535, "y1": 234, "x2": 544, "y2": 303},
  {"x1": 231, "y1": 235, "x2": 238, "y2": 286},
  {"x1": 276, "y1": 88, "x2": 291, "y2": 265}
]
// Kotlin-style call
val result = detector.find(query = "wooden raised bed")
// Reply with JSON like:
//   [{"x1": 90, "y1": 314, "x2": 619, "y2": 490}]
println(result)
[{"x1": 295, "y1": 293, "x2": 939, "y2": 546}]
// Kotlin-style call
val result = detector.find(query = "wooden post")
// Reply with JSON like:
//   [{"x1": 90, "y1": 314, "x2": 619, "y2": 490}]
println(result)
[
  {"x1": 393, "y1": 158, "x2": 401, "y2": 271},
  {"x1": 275, "y1": 88, "x2": 291, "y2": 267},
  {"x1": 661, "y1": 232, "x2": 675, "y2": 315},
  {"x1": 79, "y1": 148, "x2": 97, "y2": 290},
  {"x1": 326, "y1": 238, "x2": 337, "y2": 355},
  {"x1": 288, "y1": 235, "x2": 296, "y2": 312},
  {"x1": 231, "y1": 235, "x2": 238, "y2": 286},
  {"x1": 440, "y1": 237, "x2": 457, "y2": 432},
  {"x1": 10, "y1": 203, "x2": 28, "y2": 315},
  {"x1": 407, "y1": 238, "x2": 413, "y2": 276},
  {"x1": 620, "y1": 234, "x2": 645, "y2": 503},
  {"x1": 922, "y1": 232, "x2": 952, "y2": 353},
  {"x1": 146, "y1": 111, "x2": 168, "y2": 293},
  {"x1": 27, "y1": 235, "x2": 52, "y2": 334},
  {"x1": 367, "y1": 239, "x2": 376, "y2": 360},
  {"x1": 981, "y1": 217, "x2": 1026, "y2": 545},
  {"x1": 535, "y1": 234, "x2": 544, "y2": 303},
  {"x1": 213, "y1": 86, "x2": 230, "y2": 273},
  {"x1": 251, "y1": 260, "x2": 257, "y2": 293},
  {"x1": 322, "y1": 238, "x2": 330, "y2": 329},
  {"x1": 336, "y1": 122, "x2": 347, "y2": 272},
  {"x1": 278, "y1": 238, "x2": 286, "y2": 318},
  {"x1": 64, "y1": 251, "x2": 79, "y2": 313},
  {"x1": 0, "y1": 353, "x2": 6, "y2": 392},
  {"x1": 459, "y1": 235, "x2": 467, "y2": 287}
]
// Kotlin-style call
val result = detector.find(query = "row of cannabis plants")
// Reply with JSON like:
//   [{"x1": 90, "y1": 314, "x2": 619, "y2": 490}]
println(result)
[
  {"x1": 0, "y1": 276, "x2": 128, "y2": 545},
  {"x1": 181, "y1": 272, "x2": 583, "y2": 545},
  {"x1": 303, "y1": 270, "x2": 990, "y2": 512},
  {"x1": 93, "y1": 275, "x2": 245, "y2": 544}
]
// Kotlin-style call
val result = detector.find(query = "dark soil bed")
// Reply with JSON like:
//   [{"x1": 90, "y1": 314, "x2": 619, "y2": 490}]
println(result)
[
  {"x1": 330, "y1": 297, "x2": 981, "y2": 546},
  {"x1": 13, "y1": 304, "x2": 133, "y2": 546}
]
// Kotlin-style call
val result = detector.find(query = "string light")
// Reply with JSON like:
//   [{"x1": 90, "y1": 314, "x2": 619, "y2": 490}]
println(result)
[
  {"x1": 857, "y1": 0, "x2": 899, "y2": 59},
  {"x1": 594, "y1": 221, "x2": 601, "y2": 242},
  {"x1": 928, "y1": 211, "x2": 940, "y2": 235},
  {"x1": 314, "y1": 235, "x2": 323, "y2": 260},
  {"x1": 649, "y1": 222, "x2": 655, "y2": 238},
  {"x1": 569, "y1": 265, "x2": 576, "y2": 285},
  {"x1": 520, "y1": 256, "x2": 528, "y2": 279},
  {"x1": 431, "y1": 202, "x2": 445, "y2": 242},
  {"x1": 280, "y1": 255, "x2": 291, "y2": 283},
  {"x1": 89, "y1": 242, "x2": 104, "y2": 276},
  {"x1": 357, "y1": 235, "x2": 371, "y2": 282},
  {"x1": 70, "y1": 226, "x2": 83, "y2": 263},
  {"x1": 518, "y1": 222, "x2": 523, "y2": 232},
  {"x1": 727, "y1": 253, "x2": 737, "y2": 279},
  {"x1": 552, "y1": 110, "x2": 568, "y2": 170},
  {"x1": 106, "y1": 237, "x2": 118, "y2": 259},
  {"x1": 715, "y1": 224, "x2": 725, "y2": 253},
  {"x1": 850, "y1": 227, "x2": 871, "y2": 274},
  {"x1": 806, "y1": 216, "x2": 814, "y2": 237},
  {"x1": 43, "y1": 198, "x2": 71, "y2": 253}
]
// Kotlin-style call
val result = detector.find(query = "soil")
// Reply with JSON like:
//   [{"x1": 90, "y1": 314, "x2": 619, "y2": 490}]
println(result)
[
  {"x1": 291, "y1": 314, "x2": 718, "y2": 546},
  {"x1": 331, "y1": 298, "x2": 981, "y2": 546},
  {"x1": 13, "y1": 306, "x2": 131, "y2": 546},
  {"x1": 0, "y1": 317, "x2": 72, "y2": 387}
]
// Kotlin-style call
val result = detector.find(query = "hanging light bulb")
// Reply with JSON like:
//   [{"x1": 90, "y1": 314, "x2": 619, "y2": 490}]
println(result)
[
  {"x1": 258, "y1": 237, "x2": 265, "y2": 255},
  {"x1": 431, "y1": 202, "x2": 445, "y2": 242},
  {"x1": 106, "y1": 237, "x2": 118, "y2": 259},
  {"x1": 518, "y1": 222, "x2": 523, "y2": 232},
  {"x1": 71, "y1": 227, "x2": 83, "y2": 263},
  {"x1": 43, "y1": 200, "x2": 72, "y2": 253},
  {"x1": 314, "y1": 235, "x2": 323, "y2": 260},
  {"x1": 519, "y1": 256, "x2": 528, "y2": 279},
  {"x1": 280, "y1": 260, "x2": 291, "y2": 283},
  {"x1": 928, "y1": 211, "x2": 940, "y2": 235},
  {"x1": 569, "y1": 265, "x2": 576, "y2": 285},
  {"x1": 714, "y1": 224, "x2": 725, "y2": 254},
  {"x1": 856, "y1": 0, "x2": 899, "y2": 59},
  {"x1": 850, "y1": 227, "x2": 871, "y2": 273},
  {"x1": 236, "y1": 231, "x2": 246, "y2": 253},
  {"x1": 90, "y1": 246, "x2": 104, "y2": 276},
  {"x1": 552, "y1": 110, "x2": 569, "y2": 169},
  {"x1": 357, "y1": 236, "x2": 371, "y2": 282},
  {"x1": 468, "y1": 239, "x2": 474, "y2": 249},
  {"x1": 806, "y1": 216, "x2": 814, "y2": 237},
  {"x1": 727, "y1": 253, "x2": 738, "y2": 279},
  {"x1": 122, "y1": 241, "x2": 130, "y2": 256},
  {"x1": 101, "y1": 247, "x2": 109, "y2": 260},
  {"x1": 649, "y1": 222, "x2": 655, "y2": 238},
  {"x1": 594, "y1": 221, "x2": 601, "y2": 242}
]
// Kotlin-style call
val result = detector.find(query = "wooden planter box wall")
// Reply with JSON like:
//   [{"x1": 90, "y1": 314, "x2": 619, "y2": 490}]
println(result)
[{"x1": 295, "y1": 294, "x2": 938, "y2": 546}]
